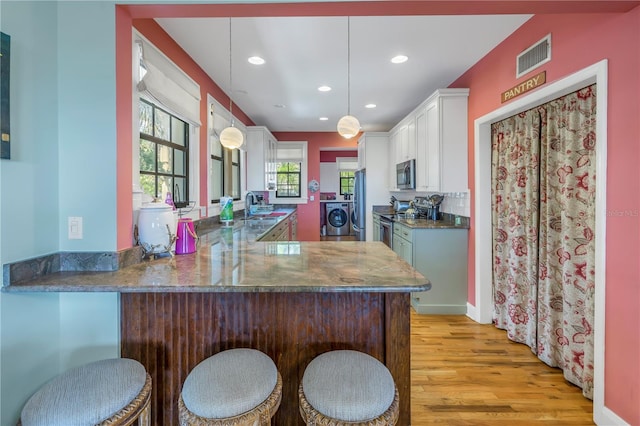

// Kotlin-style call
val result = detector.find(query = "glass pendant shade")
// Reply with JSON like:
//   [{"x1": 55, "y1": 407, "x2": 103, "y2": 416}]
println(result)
[
  {"x1": 337, "y1": 115, "x2": 360, "y2": 139},
  {"x1": 220, "y1": 126, "x2": 244, "y2": 149}
]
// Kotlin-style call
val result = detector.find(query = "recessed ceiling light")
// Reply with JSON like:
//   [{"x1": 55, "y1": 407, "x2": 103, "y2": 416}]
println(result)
[
  {"x1": 273, "y1": 104, "x2": 286, "y2": 109},
  {"x1": 318, "y1": 85, "x2": 332, "y2": 92},
  {"x1": 391, "y1": 55, "x2": 408, "y2": 64},
  {"x1": 319, "y1": 117, "x2": 329, "y2": 121},
  {"x1": 365, "y1": 104, "x2": 377, "y2": 109},
  {"x1": 248, "y1": 56, "x2": 265, "y2": 65}
]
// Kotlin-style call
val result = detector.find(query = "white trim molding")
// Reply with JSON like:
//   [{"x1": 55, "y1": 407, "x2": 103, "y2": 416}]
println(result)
[{"x1": 470, "y1": 60, "x2": 609, "y2": 424}]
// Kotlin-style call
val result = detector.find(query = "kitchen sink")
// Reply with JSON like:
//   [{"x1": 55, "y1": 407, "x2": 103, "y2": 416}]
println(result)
[{"x1": 243, "y1": 217, "x2": 279, "y2": 232}]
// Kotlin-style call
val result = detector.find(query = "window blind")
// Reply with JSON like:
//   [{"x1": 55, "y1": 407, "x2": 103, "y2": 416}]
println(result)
[{"x1": 136, "y1": 35, "x2": 201, "y2": 126}]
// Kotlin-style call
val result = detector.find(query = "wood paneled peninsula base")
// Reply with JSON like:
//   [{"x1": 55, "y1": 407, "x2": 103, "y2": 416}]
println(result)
[
  {"x1": 122, "y1": 291, "x2": 412, "y2": 425},
  {"x1": 5, "y1": 226, "x2": 428, "y2": 426}
]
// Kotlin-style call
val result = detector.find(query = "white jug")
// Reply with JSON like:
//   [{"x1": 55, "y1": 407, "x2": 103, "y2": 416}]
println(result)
[{"x1": 137, "y1": 201, "x2": 176, "y2": 255}]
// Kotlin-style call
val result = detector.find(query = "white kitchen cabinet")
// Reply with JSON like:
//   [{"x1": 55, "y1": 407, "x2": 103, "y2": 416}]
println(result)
[
  {"x1": 391, "y1": 88, "x2": 469, "y2": 193},
  {"x1": 246, "y1": 126, "x2": 277, "y2": 191},
  {"x1": 390, "y1": 118, "x2": 416, "y2": 165},
  {"x1": 388, "y1": 131, "x2": 398, "y2": 191},
  {"x1": 418, "y1": 89, "x2": 469, "y2": 193}
]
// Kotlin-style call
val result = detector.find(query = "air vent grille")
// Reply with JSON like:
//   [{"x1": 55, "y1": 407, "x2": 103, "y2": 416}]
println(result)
[{"x1": 516, "y1": 34, "x2": 551, "y2": 78}]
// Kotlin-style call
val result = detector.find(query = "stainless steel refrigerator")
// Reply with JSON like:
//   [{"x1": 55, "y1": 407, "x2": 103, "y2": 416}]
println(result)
[{"x1": 352, "y1": 169, "x2": 366, "y2": 241}]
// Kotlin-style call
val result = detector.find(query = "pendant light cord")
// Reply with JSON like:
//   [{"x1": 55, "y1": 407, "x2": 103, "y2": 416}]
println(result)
[
  {"x1": 228, "y1": 18, "x2": 234, "y2": 123},
  {"x1": 347, "y1": 16, "x2": 351, "y2": 116}
]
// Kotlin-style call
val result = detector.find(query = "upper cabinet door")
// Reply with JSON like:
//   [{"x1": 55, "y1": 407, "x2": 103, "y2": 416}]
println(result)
[
  {"x1": 246, "y1": 126, "x2": 278, "y2": 191},
  {"x1": 410, "y1": 88, "x2": 469, "y2": 193}
]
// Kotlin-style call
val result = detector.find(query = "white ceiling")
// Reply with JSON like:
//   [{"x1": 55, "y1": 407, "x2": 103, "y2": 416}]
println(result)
[{"x1": 156, "y1": 15, "x2": 532, "y2": 133}]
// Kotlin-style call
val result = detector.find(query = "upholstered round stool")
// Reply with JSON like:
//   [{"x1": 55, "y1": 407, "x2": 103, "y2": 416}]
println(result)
[
  {"x1": 179, "y1": 348, "x2": 282, "y2": 425},
  {"x1": 19, "y1": 358, "x2": 151, "y2": 426},
  {"x1": 299, "y1": 350, "x2": 399, "y2": 425}
]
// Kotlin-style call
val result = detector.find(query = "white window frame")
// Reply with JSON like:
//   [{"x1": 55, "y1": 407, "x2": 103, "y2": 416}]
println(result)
[
  {"x1": 207, "y1": 94, "x2": 247, "y2": 217},
  {"x1": 273, "y1": 141, "x2": 308, "y2": 204},
  {"x1": 132, "y1": 31, "x2": 201, "y2": 221}
]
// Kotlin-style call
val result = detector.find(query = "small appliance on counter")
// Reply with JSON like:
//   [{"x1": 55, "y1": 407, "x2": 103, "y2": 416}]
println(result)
[
  {"x1": 390, "y1": 196, "x2": 411, "y2": 213},
  {"x1": 414, "y1": 194, "x2": 444, "y2": 220}
]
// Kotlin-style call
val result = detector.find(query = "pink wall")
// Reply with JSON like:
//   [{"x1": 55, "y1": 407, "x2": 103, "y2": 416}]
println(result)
[
  {"x1": 274, "y1": 132, "x2": 358, "y2": 241},
  {"x1": 116, "y1": 7, "x2": 133, "y2": 250},
  {"x1": 116, "y1": 2, "x2": 639, "y2": 422},
  {"x1": 320, "y1": 150, "x2": 358, "y2": 162},
  {"x1": 450, "y1": 9, "x2": 640, "y2": 423}
]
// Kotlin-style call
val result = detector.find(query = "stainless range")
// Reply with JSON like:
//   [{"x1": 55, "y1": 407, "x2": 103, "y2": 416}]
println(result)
[{"x1": 378, "y1": 214, "x2": 394, "y2": 248}]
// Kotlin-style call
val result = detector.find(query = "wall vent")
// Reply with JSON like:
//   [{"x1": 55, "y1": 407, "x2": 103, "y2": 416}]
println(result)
[{"x1": 516, "y1": 34, "x2": 551, "y2": 78}]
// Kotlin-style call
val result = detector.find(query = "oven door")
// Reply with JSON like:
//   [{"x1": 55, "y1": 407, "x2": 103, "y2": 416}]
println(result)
[{"x1": 380, "y1": 219, "x2": 393, "y2": 249}]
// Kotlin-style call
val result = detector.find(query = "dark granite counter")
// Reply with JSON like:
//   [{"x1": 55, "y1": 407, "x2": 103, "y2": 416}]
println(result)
[
  {"x1": 372, "y1": 205, "x2": 470, "y2": 229},
  {"x1": 2, "y1": 210, "x2": 429, "y2": 294},
  {"x1": 4, "y1": 209, "x2": 427, "y2": 424}
]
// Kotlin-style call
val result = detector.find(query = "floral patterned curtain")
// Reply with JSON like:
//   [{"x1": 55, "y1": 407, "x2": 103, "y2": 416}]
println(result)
[
  {"x1": 491, "y1": 85, "x2": 596, "y2": 399},
  {"x1": 491, "y1": 108, "x2": 541, "y2": 349}
]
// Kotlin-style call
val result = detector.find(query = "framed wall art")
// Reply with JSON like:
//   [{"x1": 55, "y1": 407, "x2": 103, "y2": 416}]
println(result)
[{"x1": 1, "y1": 32, "x2": 10, "y2": 159}]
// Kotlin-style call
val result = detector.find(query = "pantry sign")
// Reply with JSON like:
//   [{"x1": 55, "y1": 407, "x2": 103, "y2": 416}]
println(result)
[{"x1": 501, "y1": 71, "x2": 546, "y2": 103}]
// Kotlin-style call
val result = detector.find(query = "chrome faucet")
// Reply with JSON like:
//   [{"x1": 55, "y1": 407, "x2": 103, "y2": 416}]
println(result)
[{"x1": 245, "y1": 191, "x2": 257, "y2": 219}]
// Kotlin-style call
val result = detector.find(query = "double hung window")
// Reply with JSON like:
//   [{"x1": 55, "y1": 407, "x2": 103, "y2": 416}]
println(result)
[
  {"x1": 139, "y1": 99, "x2": 189, "y2": 204},
  {"x1": 339, "y1": 171, "x2": 355, "y2": 195},
  {"x1": 276, "y1": 162, "x2": 301, "y2": 198}
]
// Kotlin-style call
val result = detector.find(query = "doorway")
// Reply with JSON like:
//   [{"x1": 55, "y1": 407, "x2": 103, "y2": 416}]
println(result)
[{"x1": 472, "y1": 60, "x2": 608, "y2": 419}]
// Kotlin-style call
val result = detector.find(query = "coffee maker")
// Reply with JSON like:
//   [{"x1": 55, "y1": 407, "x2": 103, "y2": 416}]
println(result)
[
  {"x1": 414, "y1": 194, "x2": 444, "y2": 220},
  {"x1": 426, "y1": 194, "x2": 444, "y2": 220}
]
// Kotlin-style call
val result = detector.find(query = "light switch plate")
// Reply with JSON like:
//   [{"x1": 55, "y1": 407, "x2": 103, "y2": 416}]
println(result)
[{"x1": 68, "y1": 216, "x2": 83, "y2": 239}]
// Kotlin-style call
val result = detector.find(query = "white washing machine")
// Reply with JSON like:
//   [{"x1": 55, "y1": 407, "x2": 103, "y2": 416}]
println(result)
[{"x1": 325, "y1": 203, "x2": 351, "y2": 236}]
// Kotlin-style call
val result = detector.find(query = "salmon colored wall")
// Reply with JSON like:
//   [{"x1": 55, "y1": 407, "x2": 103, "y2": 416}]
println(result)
[
  {"x1": 450, "y1": 9, "x2": 640, "y2": 423},
  {"x1": 274, "y1": 132, "x2": 358, "y2": 241},
  {"x1": 116, "y1": 7, "x2": 133, "y2": 250},
  {"x1": 133, "y1": 19, "x2": 255, "y2": 219},
  {"x1": 116, "y1": 8, "x2": 255, "y2": 250},
  {"x1": 116, "y1": 2, "x2": 639, "y2": 421},
  {"x1": 320, "y1": 150, "x2": 358, "y2": 162}
]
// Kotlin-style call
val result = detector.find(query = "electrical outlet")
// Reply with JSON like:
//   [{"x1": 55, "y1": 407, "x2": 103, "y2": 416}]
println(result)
[{"x1": 68, "y1": 216, "x2": 83, "y2": 239}]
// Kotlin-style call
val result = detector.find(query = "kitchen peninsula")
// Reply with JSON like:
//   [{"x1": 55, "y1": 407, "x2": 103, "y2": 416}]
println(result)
[{"x1": 3, "y1": 212, "x2": 429, "y2": 425}]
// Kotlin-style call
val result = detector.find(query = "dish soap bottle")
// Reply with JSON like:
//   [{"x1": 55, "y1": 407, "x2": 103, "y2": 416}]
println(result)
[{"x1": 165, "y1": 192, "x2": 176, "y2": 211}]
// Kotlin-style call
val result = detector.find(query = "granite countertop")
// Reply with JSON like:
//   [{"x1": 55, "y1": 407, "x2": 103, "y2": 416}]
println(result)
[
  {"x1": 3, "y1": 210, "x2": 429, "y2": 294},
  {"x1": 372, "y1": 206, "x2": 470, "y2": 230}
]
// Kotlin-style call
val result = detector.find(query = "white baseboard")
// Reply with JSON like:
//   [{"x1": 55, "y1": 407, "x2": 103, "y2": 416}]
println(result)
[
  {"x1": 595, "y1": 405, "x2": 630, "y2": 426},
  {"x1": 411, "y1": 302, "x2": 467, "y2": 315},
  {"x1": 466, "y1": 302, "x2": 478, "y2": 322}
]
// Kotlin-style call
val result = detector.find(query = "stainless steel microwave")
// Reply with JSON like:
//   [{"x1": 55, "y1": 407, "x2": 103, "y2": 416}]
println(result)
[{"x1": 396, "y1": 159, "x2": 416, "y2": 190}]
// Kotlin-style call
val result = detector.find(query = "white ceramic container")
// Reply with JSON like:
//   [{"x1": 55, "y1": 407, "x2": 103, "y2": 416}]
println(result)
[{"x1": 137, "y1": 201, "x2": 176, "y2": 255}]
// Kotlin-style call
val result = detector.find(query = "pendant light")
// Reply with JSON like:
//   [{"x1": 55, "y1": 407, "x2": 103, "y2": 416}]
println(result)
[
  {"x1": 220, "y1": 18, "x2": 244, "y2": 150},
  {"x1": 337, "y1": 17, "x2": 360, "y2": 139}
]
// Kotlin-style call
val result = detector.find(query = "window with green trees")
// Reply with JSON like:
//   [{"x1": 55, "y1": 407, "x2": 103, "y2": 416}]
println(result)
[
  {"x1": 340, "y1": 171, "x2": 355, "y2": 195},
  {"x1": 276, "y1": 162, "x2": 301, "y2": 197},
  {"x1": 139, "y1": 99, "x2": 189, "y2": 204}
]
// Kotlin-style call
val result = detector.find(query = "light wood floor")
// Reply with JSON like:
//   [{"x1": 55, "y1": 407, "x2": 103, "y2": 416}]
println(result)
[{"x1": 410, "y1": 312, "x2": 594, "y2": 425}]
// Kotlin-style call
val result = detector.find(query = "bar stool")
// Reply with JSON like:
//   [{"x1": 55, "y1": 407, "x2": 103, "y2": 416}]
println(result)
[
  {"x1": 179, "y1": 348, "x2": 282, "y2": 425},
  {"x1": 299, "y1": 350, "x2": 399, "y2": 425},
  {"x1": 19, "y1": 358, "x2": 151, "y2": 426}
]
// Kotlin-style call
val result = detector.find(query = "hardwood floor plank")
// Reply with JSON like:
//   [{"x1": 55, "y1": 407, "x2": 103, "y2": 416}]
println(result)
[{"x1": 410, "y1": 312, "x2": 593, "y2": 425}]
